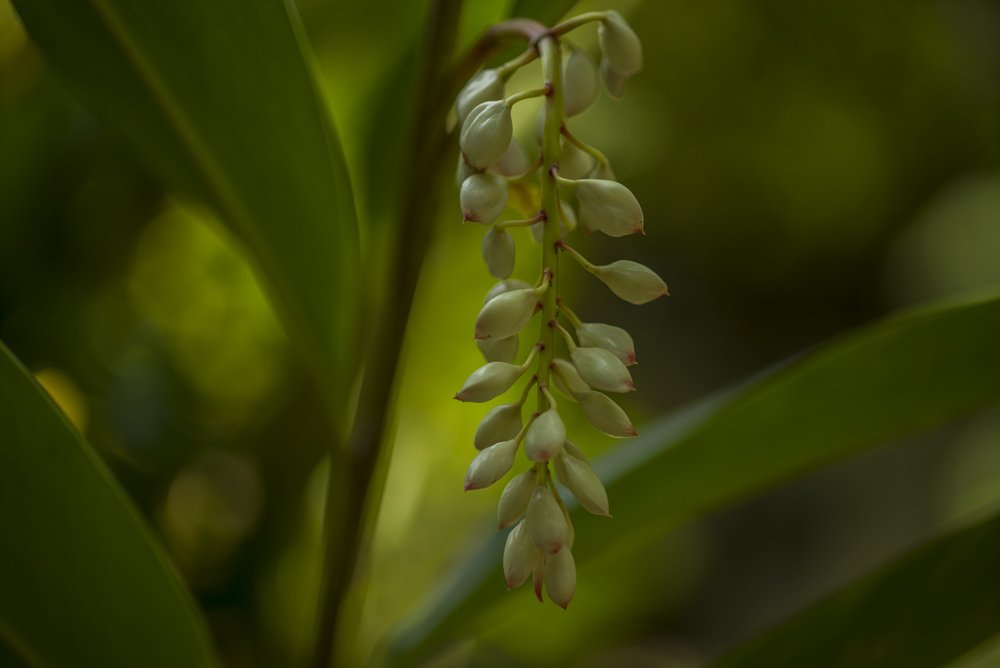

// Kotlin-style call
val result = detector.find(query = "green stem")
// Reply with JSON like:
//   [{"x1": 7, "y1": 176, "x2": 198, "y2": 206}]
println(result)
[
  {"x1": 552, "y1": 10, "x2": 607, "y2": 37},
  {"x1": 561, "y1": 126, "x2": 610, "y2": 168}
]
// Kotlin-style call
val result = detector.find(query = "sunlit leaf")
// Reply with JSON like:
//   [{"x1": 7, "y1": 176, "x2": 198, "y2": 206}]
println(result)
[
  {"x1": 0, "y1": 341, "x2": 215, "y2": 667},
  {"x1": 11, "y1": 0, "x2": 360, "y2": 418},
  {"x1": 384, "y1": 290, "x2": 1000, "y2": 665},
  {"x1": 715, "y1": 509, "x2": 1000, "y2": 668}
]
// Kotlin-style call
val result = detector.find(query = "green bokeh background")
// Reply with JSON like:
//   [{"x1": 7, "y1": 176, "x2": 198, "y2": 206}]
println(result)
[{"x1": 2, "y1": 0, "x2": 999, "y2": 665}]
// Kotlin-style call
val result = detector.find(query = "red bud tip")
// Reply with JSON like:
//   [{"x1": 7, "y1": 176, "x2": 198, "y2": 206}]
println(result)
[
  {"x1": 463, "y1": 213, "x2": 479, "y2": 222},
  {"x1": 634, "y1": 225, "x2": 645, "y2": 235},
  {"x1": 534, "y1": 582, "x2": 544, "y2": 602},
  {"x1": 627, "y1": 353, "x2": 638, "y2": 365},
  {"x1": 474, "y1": 331, "x2": 491, "y2": 341},
  {"x1": 627, "y1": 429, "x2": 639, "y2": 437},
  {"x1": 558, "y1": 601, "x2": 570, "y2": 610}
]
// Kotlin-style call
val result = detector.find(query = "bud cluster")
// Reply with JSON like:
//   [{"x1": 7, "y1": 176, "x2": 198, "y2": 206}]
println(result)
[{"x1": 452, "y1": 11, "x2": 665, "y2": 608}]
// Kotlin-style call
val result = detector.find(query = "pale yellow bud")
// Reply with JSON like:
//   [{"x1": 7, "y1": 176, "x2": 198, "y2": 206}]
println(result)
[
  {"x1": 476, "y1": 335, "x2": 518, "y2": 363},
  {"x1": 571, "y1": 347, "x2": 634, "y2": 393},
  {"x1": 553, "y1": 451, "x2": 610, "y2": 516},
  {"x1": 563, "y1": 49, "x2": 599, "y2": 117},
  {"x1": 460, "y1": 100, "x2": 513, "y2": 170},
  {"x1": 484, "y1": 279, "x2": 531, "y2": 304},
  {"x1": 552, "y1": 358, "x2": 589, "y2": 399},
  {"x1": 524, "y1": 408, "x2": 566, "y2": 462},
  {"x1": 600, "y1": 57, "x2": 628, "y2": 98},
  {"x1": 464, "y1": 438, "x2": 518, "y2": 490},
  {"x1": 573, "y1": 178, "x2": 643, "y2": 237},
  {"x1": 544, "y1": 546, "x2": 576, "y2": 609},
  {"x1": 455, "y1": 68, "x2": 504, "y2": 125},
  {"x1": 576, "y1": 322, "x2": 636, "y2": 365},
  {"x1": 460, "y1": 173, "x2": 508, "y2": 225},
  {"x1": 498, "y1": 470, "x2": 535, "y2": 528},
  {"x1": 491, "y1": 138, "x2": 531, "y2": 177},
  {"x1": 503, "y1": 520, "x2": 541, "y2": 589},
  {"x1": 474, "y1": 402, "x2": 523, "y2": 451},
  {"x1": 481, "y1": 225, "x2": 515, "y2": 279},
  {"x1": 599, "y1": 11, "x2": 642, "y2": 77},
  {"x1": 533, "y1": 555, "x2": 546, "y2": 602},
  {"x1": 575, "y1": 389, "x2": 637, "y2": 438},
  {"x1": 474, "y1": 287, "x2": 538, "y2": 340},
  {"x1": 526, "y1": 485, "x2": 568, "y2": 554},
  {"x1": 593, "y1": 260, "x2": 669, "y2": 305},
  {"x1": 454, "y1": 361, "x2": 523, "y2": 402},
  {"x1": 559, "y1": 140, "x2": 594, "y2": 181}
]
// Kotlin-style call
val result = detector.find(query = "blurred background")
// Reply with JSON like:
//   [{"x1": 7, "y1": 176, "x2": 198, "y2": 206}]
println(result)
[{"x1": 2, "y1": 0, "x2": 999, "y2": 665}]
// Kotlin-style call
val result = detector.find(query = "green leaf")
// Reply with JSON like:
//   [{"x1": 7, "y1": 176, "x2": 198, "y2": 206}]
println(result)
[
  {"x1": 11, "y1": 0, "x2": 360, "y2": 418},
  {"x1": 715, "y1": 509, "x2": 1000, "y2": 668},
  {"x1": 0, "y1": 342, "x2": 215, "y2": 666},
  {"x1": 384, "y1": 291, "x2": 1000, "y2": 664}
]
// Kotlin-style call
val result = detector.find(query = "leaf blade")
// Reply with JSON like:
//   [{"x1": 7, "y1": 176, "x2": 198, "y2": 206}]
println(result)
[{"x1": 0, "y1": 342, "x2": 216, "y2": 667}]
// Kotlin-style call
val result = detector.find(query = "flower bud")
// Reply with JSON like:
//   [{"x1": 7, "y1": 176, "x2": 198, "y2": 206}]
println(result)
[
  {"x1": 455, "y1": 157, "x2": 478, "y2": 188},
  {"x1": 474, "y1": 287, "x2": 538, "y2": 340},
  {"x1": 485, "y1": 279, "x2": 531, "y2": 304},
  {"x1": 599, "y1": 11, "x2": 642, "y2": 77},
  {"x1": 593, "y1": 260, "x2": 669, "y2": 305},
  {"x1": 552, "y1": 358, "x2": 589, "y2": 399},
  {"x1": 573, "y1": 178, "x2": 643, "y2": 237},
  {"x1": 526, "y1": 485, "x2": 568, "y2": 553},
  {"x1": 533, "y1": 556, "x2": 546, "y2": 602},
  {"x1": 460, "y1": 100, "x2": 513, "y2": 170},
  {"x1": 600, "y1": 57, "x2": 628, "y2": 98},
  {"x1": 575, "y1": 390, "x2": 637, "y2": 437},
  {"x1": 455, "y1": 68, "x2": 504, "y2": 125},
  {"x1": 554, "y1": 451, "x2": 610, "y2": 516},
  {"x1": 461, "y1": 173, "x2": 508, "y2": 225},
  {"x1": 563, "y1": 49, "x2": 599, "y2": 117},
  {"x1": 524, "y1": 408, "x2": 566, "y2": 462},
  {"x1": 474, "y1": 402, "x2": 523, "y2": 451},
  {"x1": 481, "y1": 225, "x2": 515, "y2": 279},
  {"x1": 559, "y1": 140, "x2": 594, "y2": 181},
  {"x1": 590, "y1": 160, "x2": 616, "y2": 181},
  {"x1": 464, "y1": 438, "x2": 519, "y2": 490},
  {"x1": 544, "y1": 546, "x2": 576, "y2": 609},
  {"x1": 476, "y1": 335, "x2": 518, "y2": 363},
  {"x1": 576, "y1": 322, "x2": 636, "y2": 365},
  {"x1": 455, "y1": 361, "x2": 523, "y2": 402},
  {"x1": 498, "y1": 470, "x2": 535, "y2": 528},
  {"x1": 571, "y1": 347, "x2": 634, "y2": 393},
  {"x1": 491, "y1": 138, "x2": 531, "y2": 177},
  {"x1": 503, "y1": 520, "x2": 541, "y2": 589}
]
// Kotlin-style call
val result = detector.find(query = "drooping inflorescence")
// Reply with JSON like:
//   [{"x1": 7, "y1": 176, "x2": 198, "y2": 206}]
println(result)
[{"x1": 452, "y1": 10, "x2": 666, "y2": 608}]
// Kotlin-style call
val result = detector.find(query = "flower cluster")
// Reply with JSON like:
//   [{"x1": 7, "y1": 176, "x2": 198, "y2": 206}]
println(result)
[{"x1": 452, "y1": 11, "x2": 666, "y2": 608}]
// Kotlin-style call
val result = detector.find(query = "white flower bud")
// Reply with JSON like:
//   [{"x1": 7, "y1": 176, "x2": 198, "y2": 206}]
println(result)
[
  {"x1": 498, "y1": 470, "x2": 535, "y2": 528},
  {"x1": 491, "y1": 138, "x2": 531, "y2": 177},
  {"x1": 571, "y1": 347, "x2": 634, "y2": 393},
  {"x1": 526, "y1": 485, "x2": 568, "y2": 553},
  {"x1": 474, "y1": 402, "x2": 523, "y2": 451},
  {"x1": 563, "y1": 49, "x2": 599, "y2": 117},
  {"x1": 544, "y1": 546, "x2": 576, "y2": 609},
  {"x1": 553, "y1": 451, "x2": 610, "y2": 516},
  {"x1": 476, "y1": 335, "x2": 518, "y2": 363},
  {"x1": 464, "y1": 438, "x2": 519, "y2": 490},
  {"x1": 600, "y1": 57, "x2": 628, "y2": 98},
  {"x1": 460, "y1": 100, "x2": 513, "y2": 170},
  {"x1": 593, "y1": 260, "x2": 669, "y2": 305},
  {"x1": 552, "y1": 358, "x2": 589, "y2": 399},
  {"x1": 474, "y1": 287, "x2": 538, "y2": 340},
  {"x1": 599, "y1": 11, "x2": 642, "y2": 77},
  {"x1": 575, "y1": 390, "x2": 637, "y2": 438},
  {"x1": 503, "y1": 520, "x2": 541, "y2": 589},
  {"x1": 484, "y1": 279, "x2": 531, "y2": 304},
  {"x1": 461, "y1": 173, "x2": 508, "y2": 225},
  {"x1": 559, "y1": 140, "x2": 594, "y2": 180},
  {"x1": 456, "y1": 68, "x2": 504, "y2": 125},
  {"x1": 533, "y1": 555, "x2": 546, "y2": 602},
  {"x1": 454, "y1": 361, "x2": 523, "y2": 402},
  {"x1": 576, "y1": 322, "x2": 636, "y2": 365},
  {"x1": 481, "y1": 225, "x2": 515, "y2": 279},
  {"x1": 455, "y1": 157, "x2": 478, "y2": 188},
  {"x1": 524, "y1": 408, "x2": 566, "y2": 462},
  {"x1": 573, "y1": 178, "x2": 643, "y2": 237}
]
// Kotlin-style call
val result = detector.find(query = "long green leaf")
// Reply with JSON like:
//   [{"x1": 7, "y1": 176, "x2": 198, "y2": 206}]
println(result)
[
  {"x1": 715, "y1": 509, "x2": 1000, "y2": 667},
  {"x1": 0, "y1": 341, "x2": 215, "y2": 666},
  {"x1": 384, "y1": 291, "x2": 1000, "y2": 664},
  {"x1": 11, "y1": 0, "x2": 360, "y2": 418}
]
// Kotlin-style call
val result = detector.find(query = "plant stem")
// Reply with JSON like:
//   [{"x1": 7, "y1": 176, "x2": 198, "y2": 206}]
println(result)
[{"x1": 310, "y1": 1, "x2": 461, "y2": 666}]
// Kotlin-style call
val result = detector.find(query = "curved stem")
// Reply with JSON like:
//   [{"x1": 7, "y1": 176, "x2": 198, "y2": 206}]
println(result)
[
  {"x1": 561, "y1": 126, "x2": 610, "y2": 168},
  {"x1": 495, "y1": 211, "x2": 545, "y2": 230},
  {"x1": 558, "y1": 299, "x2": 584, "y2": 328},
  {"x1": 552, "y1": 11, "x2": 607, "y2": 37}
]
